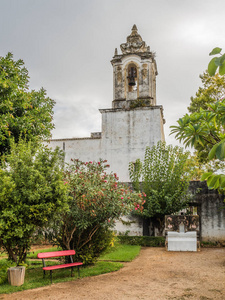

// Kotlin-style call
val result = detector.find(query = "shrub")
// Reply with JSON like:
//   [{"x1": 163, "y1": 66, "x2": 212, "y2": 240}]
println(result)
[
  {"x1": 117, "y1": 235, "x2": 165, "y2": 247},
  {"x1": 48, "y1": 159, "x2": 145, "y2": 264},
  {"x1": 0, "y1": 139, "x2": 68, "y2": 264}
]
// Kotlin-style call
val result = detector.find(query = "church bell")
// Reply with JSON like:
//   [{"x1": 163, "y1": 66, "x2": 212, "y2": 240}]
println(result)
[{"x1": 127, "y1": 67, "x2": 136, "y2": 86}]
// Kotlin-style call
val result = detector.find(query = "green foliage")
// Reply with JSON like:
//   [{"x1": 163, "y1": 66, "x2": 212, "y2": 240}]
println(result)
[
  {"x1": 208, "y1": 47, "x2": 225, "y2": 76},
  {"x1": 170, "y1": 99, "x2": 225, "y2": 162},
  {"x1": 0, "y1": 139, "x2": 68, "y2": 264},
  {"x1": 129, "y1": 142, "x2": 190, "y2": 221},
  {"x1": 47, "y1": 159, "x2": 145, "y2": 264},
  {"x1": 201, "y1": 240, "x2": 225, "y2": 247},
  {"x1": 0, "y1": 259, "x2": 16, "y2": 285},
  {"x1": 201, "y1": 172, "x2": 225, "y2": 191},
  {"x1": 72, "y1": 227, "x2": 114, "y2": 265},
  {"x1": 0, "y1": 52, "x2": 55, "y2": 156},
  {"x1": 171, "y1": 48, "x2": 225, "y2": 193},
  {"x1": 188, "y1": 72, "x2": 225, "y2": 113},
  {"x1": 185, "y1": 153, "x2": 225, "y2": 181},
  {"x1": 117, "y1": 235, "x2": 165, "y2": 247},
  {"x1": 208, "y1": 139, "x2": 225, "y2": 160},
  {"x1": 130, "y1": 98, "x2": 147, "y2": 109}
]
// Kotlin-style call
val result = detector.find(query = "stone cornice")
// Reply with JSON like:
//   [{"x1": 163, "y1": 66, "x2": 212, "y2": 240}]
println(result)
[{"x1": 99, "y1": 105, "x2": 164, "y2": 114}]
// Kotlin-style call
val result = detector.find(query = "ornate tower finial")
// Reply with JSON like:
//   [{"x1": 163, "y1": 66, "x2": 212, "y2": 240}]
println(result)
[
  {"x1": 120, "y1": 25, "x2": 147, "y2": 54},
  {"x1": 132, "y1": 24, "x2": 138, "y2": 33},
  {"x1": 114, "y1": 48, "x2": 118, "y2": 56}
]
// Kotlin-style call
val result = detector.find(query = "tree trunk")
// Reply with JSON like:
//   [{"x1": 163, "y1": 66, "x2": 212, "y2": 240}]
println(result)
[{"x1": 143, "y1": 218, "x2": 150, "y2": 236}]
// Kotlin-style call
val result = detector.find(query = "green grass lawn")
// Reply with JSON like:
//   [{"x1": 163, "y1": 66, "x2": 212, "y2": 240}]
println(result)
[
  {"x1": 0, "y1": 242, "x2": 141, "y2": 294},
  {"x1": 99, "y1": 242, "x2": 141, "y2": 262}
]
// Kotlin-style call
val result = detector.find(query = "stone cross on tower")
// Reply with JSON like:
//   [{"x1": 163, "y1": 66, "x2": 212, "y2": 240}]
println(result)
[{"x1": 111, "y1": 25, "x2": 157, "y2": 109}]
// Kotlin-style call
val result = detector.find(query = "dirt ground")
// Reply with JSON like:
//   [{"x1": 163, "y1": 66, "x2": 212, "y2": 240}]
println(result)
[{"x1": 2, "y1": 247, "x2": 225, "y2": 300}]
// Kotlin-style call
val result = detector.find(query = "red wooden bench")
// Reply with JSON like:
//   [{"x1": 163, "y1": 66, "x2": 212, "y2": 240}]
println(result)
[{"x1": 37, "y1": 250, "x2": 83, "y2": 283}]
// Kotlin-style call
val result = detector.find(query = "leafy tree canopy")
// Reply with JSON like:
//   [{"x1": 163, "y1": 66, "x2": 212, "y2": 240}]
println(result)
[
  {"x1": 129, "y1": 142, "x2": 191, "y2": 234},
  {"x1": 188, "y1": 71, "x2": 225, "y2": 113},
  {"x1": 0, "y1": 52, "x2": 55, "y2": 156},
  {"x1": 171, "y1": 47, "x2": 225, "y2": 192},
  {"x1": 0, "y1": 139, "x2": 68, "y2": 264},
  {"x1": 170, "y1": 99, "x2": 225, "y2": 162}
]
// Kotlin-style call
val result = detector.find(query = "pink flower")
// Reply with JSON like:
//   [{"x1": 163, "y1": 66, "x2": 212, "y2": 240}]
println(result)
[
  {"x1": 89, "y1": 161, "x2": 92, "y2": 164},
  {"x1": 104, "y1": 180, "x2": 107, "y2": 183},
  {"x1": 121, "y1": 196, "x2": 124, "y2": 200},
  {"x1": 98, "y1": 162, "x2": 100, "y2": 165},
  {"x1": 135, "y1": 207, "x2": 138, "y2": 210}
]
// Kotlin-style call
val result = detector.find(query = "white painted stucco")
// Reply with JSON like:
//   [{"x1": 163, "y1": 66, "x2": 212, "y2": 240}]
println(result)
[{"x1": 45, "y1": 106, "x2": 164, "y2": 182}]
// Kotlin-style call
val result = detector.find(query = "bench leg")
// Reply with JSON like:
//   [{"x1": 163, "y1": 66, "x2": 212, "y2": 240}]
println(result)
[
  {"x1": 71, "y1": 267, "x2": 73, "y2": 277},
  {"x1": 50, "y1": 270, "x2": 53, "y2": 284},
  {"x1": 78, "y1": 266, "x2": 80, "y2": 278},
  {"x1": 43, "y1": 270, "x2": 46, "y2": 279}
]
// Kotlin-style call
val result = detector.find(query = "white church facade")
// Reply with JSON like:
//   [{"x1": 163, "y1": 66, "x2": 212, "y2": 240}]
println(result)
[
  {"x1": 45, "y1": 26, "x2": 225, "y2": 240},
  {"x1": 46, "y1": 25, "x2": 165, "y2": 183}
]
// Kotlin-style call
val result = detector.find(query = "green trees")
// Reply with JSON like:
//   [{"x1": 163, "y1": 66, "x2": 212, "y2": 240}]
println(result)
[
  {"x1": 129, "y1": 142, "x2": 190, "y2": 235},
  {"x1": 0, "y1": 53, "x2": 64, "y2": 264},
  {"x1": 170, "y1": 99, "x2": 225, "y2": 162},
  {"x1": 208, "y1": 47, "x2": 225, "y2": 76},
  {"x1": 49, "y1": 159, "x2": 145, "y2": 264},
  {"x1": 0, "y1": 52, "x2": 55, "y2": 156},
  {"x1": 171, "y1": 48, "x2": 225, "y2": 192},
  {"x1": 0, "y1": 139, "x2": 68, "y2": 264},
  {"x1": 188, "y1": 72, "x2": 225, "y2": 113}
]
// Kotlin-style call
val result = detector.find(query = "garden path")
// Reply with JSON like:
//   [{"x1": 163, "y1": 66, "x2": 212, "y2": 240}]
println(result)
[{"x1": 2, "y1": 247, "x2": 225, "y2": 300}]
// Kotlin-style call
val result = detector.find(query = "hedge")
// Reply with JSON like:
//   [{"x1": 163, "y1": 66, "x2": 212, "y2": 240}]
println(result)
[{"x1": 117, "y1": 236, "x2": 165, "y2": 247}]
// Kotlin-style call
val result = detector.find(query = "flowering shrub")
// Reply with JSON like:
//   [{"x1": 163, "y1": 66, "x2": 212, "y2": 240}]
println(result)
[{"x1": 49, "y1": 159, "x2": 145, "y2": 264}]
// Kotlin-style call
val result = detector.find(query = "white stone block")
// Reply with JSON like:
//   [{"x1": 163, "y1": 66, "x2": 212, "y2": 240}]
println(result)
[{"x1": 167, "y1": 231, "x2": 197, "y2": 252}]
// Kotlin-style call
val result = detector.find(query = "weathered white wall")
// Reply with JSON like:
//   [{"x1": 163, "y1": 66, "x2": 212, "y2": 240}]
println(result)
[
  {"x1": 46, "y1": 106, "x2": 164, "y2": 182},
  {"x1": 43, "y1": 137, "x2": 102, "y2": 164},
  {"x1": 114, "y1": 215, "x2": 143, "y2": 236},
  {"x1": 188, "y1": 181, "x2": 225, "y2": 243},
  {"x1": 100, "y1": 106, "x2": 164, "y2": 181},
  {"x1": 201, "y1": 195, "x2": 225, "y2": 242}
]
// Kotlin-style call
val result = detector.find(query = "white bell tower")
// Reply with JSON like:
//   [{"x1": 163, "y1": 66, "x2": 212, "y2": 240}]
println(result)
[{"x1": 111, "y1": 25, "x2": 158, "y2": 109}]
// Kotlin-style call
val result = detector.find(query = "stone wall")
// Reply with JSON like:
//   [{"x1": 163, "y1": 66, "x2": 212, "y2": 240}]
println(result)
[
  {"x1": 114, "y1": 181, "x2": 225, "y2": 242},
  {"x1": 189, "y1": 181, "x2": 225, "y2": 242},
  {"x1": 43, "y1": 137, "x2": 102, "y2": 165}
]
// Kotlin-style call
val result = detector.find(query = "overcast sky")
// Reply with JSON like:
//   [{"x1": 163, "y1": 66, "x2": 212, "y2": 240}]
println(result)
[{"x1": 1, "y1": 0, "x2": 224, "y2": 148}]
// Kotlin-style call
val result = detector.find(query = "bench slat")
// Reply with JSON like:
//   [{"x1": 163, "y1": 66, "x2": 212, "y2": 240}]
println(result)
[
  {"x1": 37, "y1": 250, "x2": 75, "y2": 259},
  {"x1": 43, "y1": 262, "x2": 83, "y2": 271}
]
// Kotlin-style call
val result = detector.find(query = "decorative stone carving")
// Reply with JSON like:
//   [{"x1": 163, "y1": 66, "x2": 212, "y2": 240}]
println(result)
[
  {"x1": 141, "y1": 64, "x2": 148, "y2": 80},
  {"x1": 165, "y1": 215, "x2": 199, "y2": 232},
  {"x1": 120, "y1": 24, "x2": 148, "y2": 54}
]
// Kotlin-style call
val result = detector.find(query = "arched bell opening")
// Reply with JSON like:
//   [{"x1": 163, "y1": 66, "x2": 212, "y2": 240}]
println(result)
[{"x1": 127, "y1": 63, "x2": 138, "y2": 92}]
